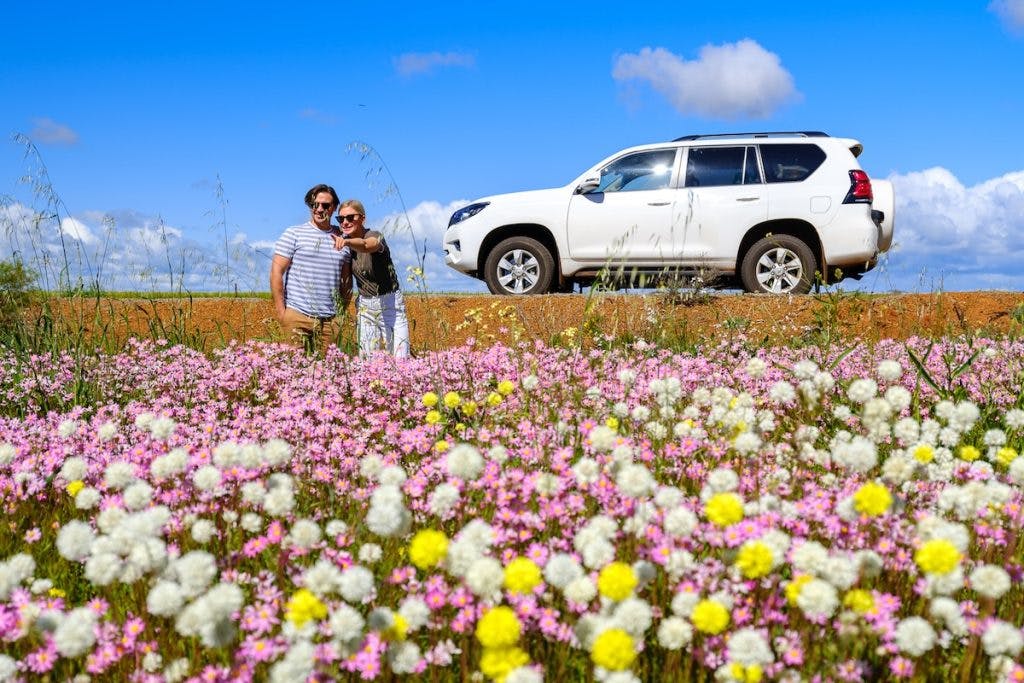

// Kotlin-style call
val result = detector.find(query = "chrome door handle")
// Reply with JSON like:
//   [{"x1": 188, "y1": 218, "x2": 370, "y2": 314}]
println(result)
[
  {"x1": 736, "y1": 197, "x2": 759, "y2": 202},
  {"x1": 647, "y1": 201, "x2": 671, "y2": 206}
]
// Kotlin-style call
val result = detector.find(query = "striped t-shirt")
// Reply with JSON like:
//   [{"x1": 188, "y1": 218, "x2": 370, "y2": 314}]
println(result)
[{"x1": 274, "y1": 222, "x2": 352, "y2": 318}]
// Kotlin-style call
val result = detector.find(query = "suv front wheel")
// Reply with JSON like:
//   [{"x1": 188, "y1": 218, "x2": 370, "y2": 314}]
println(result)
[
  {"x1": 740, "y1": 235, "x2": 816, "y2": 294},
  {"x1": 483, "y1": 236, "x2": 555, "y2": 295}
]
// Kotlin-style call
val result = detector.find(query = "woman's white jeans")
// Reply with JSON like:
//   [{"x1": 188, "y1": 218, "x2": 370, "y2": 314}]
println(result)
[{"x1": 357, "y1": 290, "x2": 410, "y2": 357}]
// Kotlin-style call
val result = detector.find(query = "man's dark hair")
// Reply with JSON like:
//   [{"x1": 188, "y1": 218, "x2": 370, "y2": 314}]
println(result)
[{"x1": 304, "y1": 184, "x2": 340, "y2": 208}]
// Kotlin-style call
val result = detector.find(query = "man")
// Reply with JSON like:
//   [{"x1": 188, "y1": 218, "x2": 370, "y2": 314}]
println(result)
[{"x1": 270, "y1": 183, "x2": 352, "y2": 352}]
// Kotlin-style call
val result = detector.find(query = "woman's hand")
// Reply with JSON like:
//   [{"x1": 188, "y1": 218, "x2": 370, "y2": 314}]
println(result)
[{"x1": 332, "y1": 235, "x2": 346, "y2": 251}]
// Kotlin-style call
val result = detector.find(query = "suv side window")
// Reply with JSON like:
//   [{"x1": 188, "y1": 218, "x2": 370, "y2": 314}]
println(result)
[
  {"x1": 596, "y1": 149, "x2": 677, "y2": 193},
  {"x1": 684, "y1": 146, "x2": 756, "y2": 187},
  {"x1": 759, "y1": 144, "x2": 826, "y2": 183}
]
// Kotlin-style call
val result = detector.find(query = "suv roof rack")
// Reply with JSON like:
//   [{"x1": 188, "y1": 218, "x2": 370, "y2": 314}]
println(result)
[{"x1": 673, "y1": 131, "x2": 829, "y2": 142}]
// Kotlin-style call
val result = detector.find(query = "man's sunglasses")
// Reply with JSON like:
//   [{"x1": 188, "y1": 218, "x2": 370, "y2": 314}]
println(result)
[{"x1": 312, "y1": 202, "x2": 334, "y2": 210}]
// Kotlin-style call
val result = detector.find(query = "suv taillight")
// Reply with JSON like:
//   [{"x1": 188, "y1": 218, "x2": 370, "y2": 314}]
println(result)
[{"x1": 844, "y1": 169, "x2": 873, "y2": 203}]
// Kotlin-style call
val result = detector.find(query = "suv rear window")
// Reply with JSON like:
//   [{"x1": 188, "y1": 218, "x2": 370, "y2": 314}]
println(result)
[
  {"x1": 684, "y1": 146, "x2": 760, "y2": 187},
  {"x1": 759, "y1": 144, "x2": 826, "y2": 183}
]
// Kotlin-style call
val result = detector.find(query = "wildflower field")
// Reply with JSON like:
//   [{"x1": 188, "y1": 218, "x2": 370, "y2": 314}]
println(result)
[{"x1": 2, "y1": 326, "x2": 1024, "y2": 682}]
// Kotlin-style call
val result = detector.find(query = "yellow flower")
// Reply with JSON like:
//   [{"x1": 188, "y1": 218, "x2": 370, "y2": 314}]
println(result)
[
  {"x1": 434, "y1": 440, "x2": 449, "y2": 453},
  {"x1": 958, "y1": 445, "x2": 981, "y2": 462},
  {"x1": 997, "y1": 447, "x2": 1019, "y2": 467},
  {"x1": 497, "y1": 380, "x2": 515, "y2": 396},
  {"x1": 487, "y1": 392, "x2": 502, "y2": 407},
  {"x1": 461, "y1": 401, "x2": 478, "y2": 417},
  {"x1": 408, "y1": 529, "x2": 448, "y2": 570},
  {"x1": 597, "y1": 562, "x2": 638, "y2": 601},
  {"x1": 65, "y1": 480, "x2": 85, "y2": 497},
  {"x1": 422, "y1": 392, "x2": 439, "y2": 408},
  {"x1": 382, "y1": 613, "x2": 408, "y2": 641},
  {"x1": 691, "y1": 599, "x2": 730, "y2": 635},
  {"x1": 479, "y1": 646, "x2": 529, "y2": 682},
  {"x1": 48, "y1": 587, "x2": 66, "y2": 598},
  {"x1": 503, "y1": 557, "x2": 542, "y2": 595},
  {"x1": 852, "y1": 481, "x2": 893, "y2": 516},
  {"x1": 285, "y1": 589, "x2": 327, "y2": 628},
  {"x1": 912, "y1": 443, "x2": 934, "y2": 464},
  {"x1": 704, "y1": 492, "x2": 744, "y2": 527},
  {"x1": 590, "y1": 628, "x2": 637, "y2": 671},
  {"x1": 443, "y1": 392, "x2": 461, "y2": 409},
  {"x1": 730, "y1": 663, "x2": 763, "y2": 683},
  {"x1": 455, "y1": 423, "x2": 466, "y2": 431},
  {"x1": 735, "y1": 540, "x2": 774, "y2": 579},
  {"x1": 915, "y1": 538, "x2": 961, "y2": 575},
  {"x1": 425, "y1": 410, "x2": 442, "y2": 425},
  {"x1": 475, "y1": 606, "x2": 522, "y2": 648},
  {"x1": 843, "y1": 589, "x2": 875, "y2": 614},
  {"x1": 785, "y1": 574, "x2": 812, "y2": 606},
  {"x1": 605, "y1": 416, "x2": 619, "y2": 431}
]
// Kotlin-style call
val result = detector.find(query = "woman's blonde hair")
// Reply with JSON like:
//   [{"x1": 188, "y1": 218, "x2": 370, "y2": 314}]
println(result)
[{"x1": 339, "y1": 199, "x2": 366, "y2": 216}]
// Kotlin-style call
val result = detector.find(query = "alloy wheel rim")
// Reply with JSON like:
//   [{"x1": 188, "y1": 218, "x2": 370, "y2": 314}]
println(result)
[
  {"x1": 496, "y1": 249, "x2": 540, "y2": 293},
  {"x1": 755, "y1": 247, "x2": 803, "y2": 293}
]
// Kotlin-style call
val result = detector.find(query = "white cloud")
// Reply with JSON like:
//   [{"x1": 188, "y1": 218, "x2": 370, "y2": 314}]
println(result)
[
  {"x1": 60, "y1": 217, "x2": 98, "y2": 245},
  {"x1": 990, "y1": 0, "x2": 1024, "y2": 32},
  {"x1": 612, "y1": 40, "x2": 798, "y2": 119},
  {"x1": 880, "y1": 167, "x2": 1024, "y2": 290},
  {"x1": 393, "y1": 51, "x2": 475, "y2": 77},
  {"x1": 30, "y1": 117, "x2": 80, "y2": 145}
]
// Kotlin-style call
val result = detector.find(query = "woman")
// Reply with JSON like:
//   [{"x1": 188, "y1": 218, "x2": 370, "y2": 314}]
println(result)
[{"x1": 333, "y1": 199, "x2": 410, "y2": 357}]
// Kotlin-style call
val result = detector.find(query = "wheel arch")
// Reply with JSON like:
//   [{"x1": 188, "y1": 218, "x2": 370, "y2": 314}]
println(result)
[
  {"x1": 479, "y1": 224, "x2": 560, "y2": 278},
  {"x1": 736, "y1": 219, "x2": 823, "y2": 280}
]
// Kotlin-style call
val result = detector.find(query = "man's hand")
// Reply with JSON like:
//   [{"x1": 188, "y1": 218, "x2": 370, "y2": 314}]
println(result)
[{"x1": 270, "y1": 254, "x2": 292, "y2": 321}]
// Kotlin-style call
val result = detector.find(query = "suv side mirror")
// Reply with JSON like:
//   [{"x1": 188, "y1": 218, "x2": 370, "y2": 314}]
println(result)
[{"x1": 575, "y1": 176, "x2": 601, "y2": 194}]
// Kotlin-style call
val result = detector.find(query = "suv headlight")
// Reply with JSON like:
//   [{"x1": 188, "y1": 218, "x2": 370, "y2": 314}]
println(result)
[{"x1": 448, "y1": 202, "x2": 489, "y2": 227}]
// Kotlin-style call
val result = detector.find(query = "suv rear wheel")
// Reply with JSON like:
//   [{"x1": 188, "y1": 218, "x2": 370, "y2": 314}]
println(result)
[
  {"x1": 483, "y1": 236, "x2": 555, "y2": 295},
  {"x1": 740, "y1": 235, "x2": 816, "y2": 294}
]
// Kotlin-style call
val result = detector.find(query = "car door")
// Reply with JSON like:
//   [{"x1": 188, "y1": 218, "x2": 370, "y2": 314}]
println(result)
[
  {"x1": 565, "y1": 148, "x2": 680, "y2": 262},
  {"x1": 679, "y1": 145, "x2": 767, "y2": 269}
]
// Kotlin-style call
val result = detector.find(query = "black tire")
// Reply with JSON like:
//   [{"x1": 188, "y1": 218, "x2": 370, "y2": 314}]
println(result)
[
  {"x1": 483, "y1": 236, "x2": 555, "y2": 295},
  {"x1": 740, "y1": 234, "x2": 816, "y2": 294}
]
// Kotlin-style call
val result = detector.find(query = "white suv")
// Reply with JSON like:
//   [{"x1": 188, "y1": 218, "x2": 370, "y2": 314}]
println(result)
[{"x1": 443, "y1": 131, "x2": 894, "y2": 295}]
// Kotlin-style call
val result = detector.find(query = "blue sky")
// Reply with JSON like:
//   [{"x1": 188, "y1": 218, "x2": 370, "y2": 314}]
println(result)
[{"x1": 2, "y1": 1, "x2": 1024, "y2": 293}]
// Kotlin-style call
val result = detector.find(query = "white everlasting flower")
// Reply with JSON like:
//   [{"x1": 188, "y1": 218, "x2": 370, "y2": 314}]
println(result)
[
  {"x1": 654, "y1": 486, "x2": 683, "y2": 509},
  {"x1": 670, "y1": 591, "x2": 699, "y2": 617},
  {"x1": 706, "y1": 468, "x2": 739, "y2": 494},
  {"x1": 287, "y1": 519, "x2": 322, "y2": 550},
  {"x1": 147, "y1": 581, "x2": 185, "y2": 618},
  {"x1": 53, "y1": 607, "x2": 98, "y2": 657},
  {"x1": 58, "y1": 418, "x2": 80, "y2": 438},
  {"x1": 358, "y1": 544, "x2": 383, "y2": 564},
  {"x1": 150, "y1": 416, "x2": 176, "y2": 440},
  {"x1": 398, "y1": 597, "x2": 430, "y2": 631},
  {"x1": 338, "y1": 566, "x2": 375, "y2": 603},
  {"x1": 612, "y1": 401, "x2": 629, "y2": 418},
  {"x1": 573, "y1": 458, "x2": 600, "y2": 487},
  {"x1": 645, "y1": 421, "x2": 668, "y2": 440},
  {"x1": 506, "y1": 667, "x2": 544, "y2": 683},
  {"x1": 378, "y1": 465, "x2": 407, "y2": 486},
  {"x1": 329, "y1": 602, "x2": 365, "y2": 642},
  {"x1": 162, "y1": 658, "x2": 190, "y2": 683},
  {"x1": 581, "y1": 539, "x2": 616, "y2": 570},
  {"x1": 847, "y1": 378, "x2": 877, "y2": 403},
  {"x1": 769, "y1": 381, "x2": 796, "y2": 404},
  {"x1": 521, "y1": 374, "x2": 539, "y2": 390},
  {"x1": 588, "y1": 425, "x2": 618, "y2": 452},
  {"x1": 325, "y1": 519, "x2": 348, "y2": 538},
  {"x1": 59, "y1": 457, "x2": 88, "y2": 482},
  {"x1": 630, "y1": 405, "x2": 651, "y2": 422},
  {"x1": 142, "y1": 651, "x2": 162, "y2": 672},
  {"x1": 134, "y1": 412, "x2": 156, "y2": 431},
  {"x1": 984, "y1": 429, "x2": 1007, "y2": 447},
  {"x1": 969, "y1": 564, "x2": 1011, "y2": 600},
  {"x1": 262, "y1": 438, "x2": 292, "y2": 466},
  {"x1": 387, "y1": 641, "x2": 422, "y2": 674},
  {"x1": 618, "y1": 368, "x2": 638, "y2": 385},
  {"x1": 269, "y1": 640, "x2": 315, "y2": 683},
  {"x1": 612, "y1": 598, "x2": 653, "y2": 638},
  {"x1": 544, "y1": 553, "x2": 583, "y2": 589},
  {"x1": 171, "y1": 551, "x2": 218, "y2": 599},
  {"x1": 466, "y1": 557, "x2": 504, "y2": 599},
  {"x1": 877, "y1": 359, "x2": 903, "y2": 381},
  {"x1": 75, "y1": 487, "x2": 101, "y2": 510},
  {"x1": 444, "y1": 444, "x2": 483, "y2": 481},
  {"x1": 929, "y1": 597, "x2": 967, "y2": 636},
  {"x1": 745, "y1": 357, "x2": 767, "y2": 378},
  {"x1": 190, "y1": 519, "x2": 216, "y2": 544},
  {"x1": 832, "y1": 435, "x2": 878, "y2": 473},
  {"x1": 487, "y1": 445, "x2": 509, "y2": 463},
  {"x1": 982, "y1": 619, "x2": 1024, "y2": 657},
  {"x1": 97, "y1": 421, "x2": 118, "y2": 441},
  {"x1": 301, "y1": 560, "x2": 342, "y2": 596},
  {"x1": 535, "y1": 472, "x2": 559, "y2": 497},
  {"x1": 727, "y1": 627, "x2": 774, "y2": 666},
  {"x1": 795, "y1": 579, "x2": 839, "y2": 620},
  {"x1": 616, "y1": 463, "x2": 655, "y2": 498},
  {"x1": 657, "y1": 616, "x2": 693, "y2": 649},
  {"x1": 1005, "y1": 409, "x2": 1024, "y2": 430},
  {"x1": 822, "y1": 556, "x2": 858, "y2": 591},
  {"x1": 791, "y1": 541, "x2": 829, "y2": 575},
  {"x1": 563, "y1": 576, "x2": 597, "y2": 605},
  {"x1": 263, "y1": 487, "x2": 296, "y2": 517},
  {"x1": 192, "y1": 465, "x2": 222, "y2": 493},
  {"x1": 428, "y1": 483, "x2": 460, "y2": 517},
  {"x1": 241, "y1": 513, "x2": 263, "y2": 533},
  {"x1": 0, "y1": 443, "x2": 16, "y2": 466},
  {"x1": 663, "y1": 506, "x2": 698, "y2": 538},
  {"x1": 894, "y1": 617, "x2": 936, "y2": 657},
  {"x1": 365, "y1": 485, "x2": 411, "y2": 537},
  {"x1": 885, "y1": 386, "x2": 912, "y2": 411},
  {"x1": 359, "y1": 455, "x2": 384, "y2": 480},
  {"x1": 123, "y1": 481, "x2": 154, "y2": 511},
  {"x1": 104, "y1": 461, "x2": 136, "y2": 490},
  {"x1": 57, "y1": 520, "x2": 96, "y2": 561},
  {"x1": 212, "y1": 441, "x2": 241, "y2": 468},
  {"x1": 84, "y1": 552, "x2": 123, "y2": 586},
  {"x1": 733, "y1": 431, "x2": 762, "y2": 455}
]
